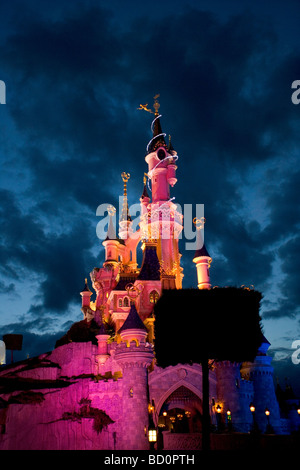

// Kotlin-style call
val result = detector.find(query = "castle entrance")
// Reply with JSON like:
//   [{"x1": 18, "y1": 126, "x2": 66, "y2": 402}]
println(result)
[{"x1": 157, "y1": 386, "x2": 202, "y2": 434}]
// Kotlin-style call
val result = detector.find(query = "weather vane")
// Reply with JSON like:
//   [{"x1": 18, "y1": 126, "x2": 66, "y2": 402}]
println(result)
[
  {"x1": 193, "y1": 217, "x2": 206, "y2": 230},
  {"x1": 137, "y1": 94, "x2": 160, "y2": 115},
  {"x1": 125, "y1": 282, "x2": 144, "y2": 302},
  {"x1": 121, "y1": 172, "x2": 130, "y2": 183}
]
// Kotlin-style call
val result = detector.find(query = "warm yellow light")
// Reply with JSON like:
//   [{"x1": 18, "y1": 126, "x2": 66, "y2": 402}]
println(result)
[
  {"x1": 148, "y1": 429, "x2": 157, "y2": 443},
  {"x1": 297, "y1": 408, "x2": 300, "y2": 415},
  {"x1": 216, "y1": 405, "x2": 222, "y2": 413},
  {"x1": 265, "y1": 408, "x2": 270, "y2": 416},
  {"x1": 163, "y1": 411, "x2": 167, "y2": 417},
  {"x1": 226, "y1": 410, "x2": 231, "y2": 416},
  {"x1": 250, "y1": 403, "x2": 255, "y2": 413}
]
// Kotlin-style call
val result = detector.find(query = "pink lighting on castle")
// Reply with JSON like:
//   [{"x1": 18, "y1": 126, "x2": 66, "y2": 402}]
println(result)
[{"x1": 0, "y1": 96, "x2": 298, "y2": 451}]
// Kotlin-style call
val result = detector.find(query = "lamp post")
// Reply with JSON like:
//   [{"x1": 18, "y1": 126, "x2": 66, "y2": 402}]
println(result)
[
  {"x1": 163, "y1": 411, "x2": 167, "y2": 428},
  {"x1": 226, "y1": 409, "x2": 232, "y2": 431},
  {"x1": 148, "y1": 423, "x2": 157, "y2": 451},
  {"x1": 249, "y1": 402, "x2": 257, "y2": 434},
  {"x1": 148, "y1": 400, "x2": 157, "y2": 450},
  {"x1": 264, "y1": 407, "x2": 272, "y2": 433},
  {"x1": 216, "y1": 404, "x2": 222, "y2": 431}
]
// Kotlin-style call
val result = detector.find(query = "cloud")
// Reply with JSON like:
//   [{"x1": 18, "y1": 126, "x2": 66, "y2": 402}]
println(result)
[
  {"x1": 0, "y1": 2, "x2": 300, "y2": 363},
  {"x1": 0, "y1": 189, "x2": 96, "y2": 315}
]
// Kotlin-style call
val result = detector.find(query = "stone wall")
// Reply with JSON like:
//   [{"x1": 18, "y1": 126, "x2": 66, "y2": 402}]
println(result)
[{"x1": 0, "y1": 342, "x2": 123, "y2": 450}]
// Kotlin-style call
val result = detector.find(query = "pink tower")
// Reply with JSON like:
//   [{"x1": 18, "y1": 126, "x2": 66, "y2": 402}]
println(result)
[
  {"x1": 80, "y1": 278, "x2": 92, "y2": 308},
  {"x1": 141, "y1": 96, "x2": 183, "y2": 289},
  {"x1": 115, "y1": 302, "x2": 154, "y2": 450}
]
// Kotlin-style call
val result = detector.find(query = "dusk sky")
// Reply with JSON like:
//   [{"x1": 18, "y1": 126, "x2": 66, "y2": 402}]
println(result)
[{"x1": 0, "y1": 0, "x2": 300, "y2": 393}]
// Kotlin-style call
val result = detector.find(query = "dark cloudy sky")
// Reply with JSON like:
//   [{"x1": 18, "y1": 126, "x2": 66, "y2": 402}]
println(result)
[{"x1": 0, "y1": 0, "x2": 300, "y2": 393}]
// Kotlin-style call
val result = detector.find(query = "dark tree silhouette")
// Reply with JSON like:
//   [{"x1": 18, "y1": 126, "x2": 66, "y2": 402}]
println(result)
[{"x1": 153, "y1": 287, "x2": 263, "y2": 451}]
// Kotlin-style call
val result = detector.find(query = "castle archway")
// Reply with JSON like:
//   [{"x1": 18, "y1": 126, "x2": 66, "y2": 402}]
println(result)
[{"x1": 157, "y1": 385, "x2": 203, "y2": 433}]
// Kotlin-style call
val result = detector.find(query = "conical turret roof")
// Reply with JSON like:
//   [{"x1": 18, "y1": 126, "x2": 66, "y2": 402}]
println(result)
[
  {"x1": 118, "y1": 303, "x2": 147, "y2": 333},
  {"x1": 147, "y1": 113, "x2": 167, "y2": 153},
  {"x1": 193, "y1": 229, "x2": 211, "y2": 260},
  {"x1": 194, "y1": 244, "x2": 211, "y2": 259},
  {"x1": 80, "y1": 278, "x2": 92, "y2": 293},
  {"x1": 141, "y1": 180, "x2": 150, "y2": 200},
  {"x1": 137, "y1": 243, "x2": 160, "y2": 281}
]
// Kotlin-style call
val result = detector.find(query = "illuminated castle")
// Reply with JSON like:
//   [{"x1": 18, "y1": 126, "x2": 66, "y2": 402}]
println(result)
[{"x1": 0, "y1": 98, "x2": 299, "y2": 450}]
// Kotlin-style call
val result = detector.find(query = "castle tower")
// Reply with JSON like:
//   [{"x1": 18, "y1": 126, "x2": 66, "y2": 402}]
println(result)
[
  {"x1": 140, "y1": 96, "x2": 183, "y2": 289},
  {"x1": 215, "y1": 361, "x2": 251, "y2": 432},
  {"x1": 240, "y1": 336, "x2": 282, "y2": 433},
  {"x1": 193, "y1": 218, "x2": 212, "y2": 289},
  {"x1": 115, "y1": 303, "x2": 154, "y2": 450},
  {"x1": 95, "y1": 322, "x2": 110, "y2": 370},
  {"x1": 80, "y1": 278, "x2": 92, "y2": 308}
]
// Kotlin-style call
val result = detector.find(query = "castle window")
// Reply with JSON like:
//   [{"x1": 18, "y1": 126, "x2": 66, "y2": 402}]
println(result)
[
  {"x1": 113, "y1": 295, "x2": 117, "y2": 310},
  {"x1": 149, "y1": 290, "x2": 159, "y2": 304},
  {"x1": 123, "y1": 297, "x2": 129, "y2": 307},
  {"x1": 119, "y1": 298, "x2": 122, "y2": 307}
]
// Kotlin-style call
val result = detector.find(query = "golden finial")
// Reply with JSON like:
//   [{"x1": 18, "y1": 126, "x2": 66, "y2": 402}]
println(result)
[
  {"x1": 125, "y1": 282, "x2": 144, "y2": 302},
  {"x1": 121, "y1": 172, "x2": 130, "y2": 195},
  {"x1": 121, "y1": 172, "x2": 130, "y2": 183},
  {"x1": 143, "y1": 172, "x2": 148, "y2": 185},
  {"x1": 153, "y1": 94, "x2": 160, "y2": 115},
  {"x1": 193, "y1": 217, "x2": 206, "y2": 230}
]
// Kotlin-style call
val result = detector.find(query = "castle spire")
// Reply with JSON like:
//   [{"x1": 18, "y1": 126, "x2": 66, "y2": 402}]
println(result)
[
  {"x1": 120, "y1": 172, "x2": 132, "y2": 222},
  {"x1": 105, "y1": 205, "x2": 117, "y2": 241},
  {"x1": 141, "y1": 173, "x2": 150, "y2": 200},
  {"x1": 147, "y1": 95, "x2": 167, "y2": 153}
]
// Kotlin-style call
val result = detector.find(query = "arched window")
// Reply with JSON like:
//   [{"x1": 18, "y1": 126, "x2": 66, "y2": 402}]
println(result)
[
  {"x1": 123, "y1": 297, "x2": 129, "y2": 307},
  {"x1": 119, "y1": 298, "x2": 123, "y2": 307},
  {"x1": 149, "y1": 290, "x2": 159, "y2": 304}
]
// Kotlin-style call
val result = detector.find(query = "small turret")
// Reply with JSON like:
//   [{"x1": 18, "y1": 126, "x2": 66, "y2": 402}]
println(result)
[
  {"x1": 80, "y1": 278, "x2": 92, "y2": 307},
  {"x1": 118, "y1": 303, "x2": 148, "y2": 345},
  {"x1": 193, "y1": 218, "x2": 212, "y2": 289}
]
